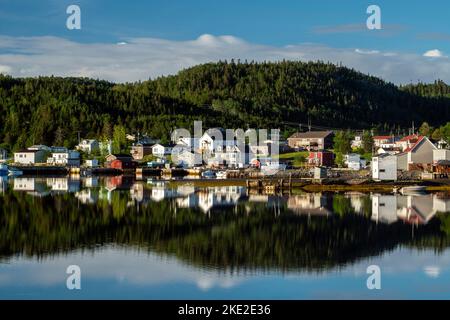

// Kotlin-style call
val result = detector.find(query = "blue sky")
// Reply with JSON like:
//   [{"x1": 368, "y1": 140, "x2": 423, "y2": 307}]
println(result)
[{"x1": 1, "y1": 0, "x2": 450, "y2": 83}]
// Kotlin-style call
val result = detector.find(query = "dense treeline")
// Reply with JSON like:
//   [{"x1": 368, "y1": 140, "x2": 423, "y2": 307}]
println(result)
[{"x1": 1, "y1": 60, "x2": 450, "y2": 151}]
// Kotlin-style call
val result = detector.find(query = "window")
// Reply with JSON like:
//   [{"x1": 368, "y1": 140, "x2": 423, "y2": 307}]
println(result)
[{"x1": 380, "y1": 169, "x2": 386, "y2": 173}]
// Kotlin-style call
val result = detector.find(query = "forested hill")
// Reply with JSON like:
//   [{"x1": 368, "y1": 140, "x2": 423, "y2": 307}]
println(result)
[{"x1": 1, "y1": 60, "x2": 450, "y2": 150}]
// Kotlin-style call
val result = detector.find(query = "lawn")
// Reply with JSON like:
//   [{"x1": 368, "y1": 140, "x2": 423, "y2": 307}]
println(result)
[{"x1": 276, "y1": 151, "x2": 310, "y2": 167}]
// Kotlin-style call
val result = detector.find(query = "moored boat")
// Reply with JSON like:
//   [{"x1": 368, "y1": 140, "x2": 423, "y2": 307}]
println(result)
[
  {"x1": 400, "y1": 185, "x2": 427, "y2": 195},
  {"x1": 0, "y1": 163, "x2": 8, "y2": 176},
  {"x1": 216, "y1": 171, "x2": 227, "y2": 179},
  {"x1": 201, "y1": 170, "x2": 216, "y2": 178},
  {"x1": 7, "y1": 165, "x2": 23, "y2": 177}
]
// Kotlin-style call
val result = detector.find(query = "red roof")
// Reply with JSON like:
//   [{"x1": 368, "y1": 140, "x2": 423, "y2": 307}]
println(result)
[
  {"x1": 399, "y1": 134, "x2": 420, "y2": 142},
  {"x1": 403, "y1": 136, "x2": 425, "y2": 153}
]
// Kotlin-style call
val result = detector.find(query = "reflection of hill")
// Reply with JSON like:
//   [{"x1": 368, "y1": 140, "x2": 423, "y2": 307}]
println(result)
[{"x1": 0, "y1": 190, "x2": 449, "y2": 272}]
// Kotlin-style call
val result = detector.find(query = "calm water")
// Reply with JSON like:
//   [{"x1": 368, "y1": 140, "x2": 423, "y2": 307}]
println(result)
[{"x1": 1, "y1": 175, "x2": 450, "y2": 299}]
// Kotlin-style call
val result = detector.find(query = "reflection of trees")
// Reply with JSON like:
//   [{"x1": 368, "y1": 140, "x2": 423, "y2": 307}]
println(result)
[{"x1": 1, "y1": 190, "x2": 450, "y2": 272}]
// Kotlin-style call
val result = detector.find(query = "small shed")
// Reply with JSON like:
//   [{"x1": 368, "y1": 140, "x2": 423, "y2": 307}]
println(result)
[{"x1": 314, "y1": 166, "x2": 328, "y2": 179}]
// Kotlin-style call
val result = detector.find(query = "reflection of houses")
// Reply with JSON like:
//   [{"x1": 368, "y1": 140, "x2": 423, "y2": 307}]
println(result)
[
  {"x1": 130, "y1": 182, "x2": 152, "y2": 203},
  {"x1": 46, "y1": 178, "x2": 80, "y2": 193},
  {"x1": 13, "y1": 177, "x2": 48, "y2": 196},
  {"x1": 371, "y1": 193, "x2": 444, "y2": 225},
  {"x1": 176, "y1": 193, "x2": 199, "y2": 208},
  {"x1": 104, "y1": 175, "x2": 134, "y2": 191},
  {"x1": 14, "y1": 177, "x2": 38, "y2": 191},
  {"x1": 433, "y1": 195, "x2": 450, "y2": 213},
  {"x1": 151, "y1": 182, "x2": 178, "y2": 202},
  {"x1": 287, "y1": 193, "x2": 332, "y2": 216},
  {"x1": 82, "y1": 176, "x2": 99, "y2": 188},
  {"x1": 0, "y1": 176, "x2": 7, "y2": 193},
  {"x1": 75, "y1": 189, "x2": 99, "y2": 204},
  {"x1": 371, "y1": 194, "x2": 398, "y2": 224},
  {"x1": 174, "y1": 178, "x2": 196, "y2": 204},
  {"x1": 347, "y1": 192, "x2": 368, "y2": 215},
  {"x1": 198, "y1": 186, "x2": 245, "y2": 213},
  {"x1": 397, "y1": 194, "x2": 436, "y2": 225}
]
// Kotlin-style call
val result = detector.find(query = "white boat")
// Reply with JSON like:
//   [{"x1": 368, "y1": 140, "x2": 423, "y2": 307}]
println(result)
[
  {"x1": 216, "y1": 171, "x2": 227, "y2": 179},
  {"x1": 261, "y1": 161, "x2": 287, "y2": 176},
  {"x1": 201, "y1": 170, "x2": 216, "y2": 178},
  {"x1": 8, "y1": 166, "x2": 23, "y2": 177},
  {"x1": 0, "y1": 164, "x2": 8, "y2": 176},
  {"x1": 400, "y1": 185, "x2": 427, "y2": 195}
]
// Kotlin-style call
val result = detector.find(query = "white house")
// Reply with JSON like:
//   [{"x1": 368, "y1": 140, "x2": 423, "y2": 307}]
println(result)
[
  {"x1": 172, "y1": 150, "x2": 202, "y2": 168},
  {"x1": 373, "y1": 136, "x2": 395, "y2": 148},
  {"x1": 173, "y1": 136, "x2": 199, "y2": 149},
  {"x1": 76, "y1": 139, "x2": 99, "y2": 154},
  {"x1": 152, "y1": 143, "x2": 175, "y2": 157},
  {"x1": 433, "y1": 149, "x2": 450, "y2": 163},
  {"x1": 84, "y1": 159, "x2": 99, "y2": 168},
  {"x1": 223, "y1": 146, "x2": 250, "y2": 168},
  {"x1": 344, "y1": 153, "x2": 366, "y2": 170},
  {"x1": 351, "y1": 135, "x2": 362, "y2": 149},
  {"x1": 199, "y1": 130, "x2": 236, "y2": 154},
  {"x1": 47, "y1": 150, "x2": 80, "y2": 166},
  {"x1": 14, "y1": 149, "x2": 47, "y2": 164},
  {"x1": 396, "y1": 136, "x2": 437, "y2": 171},
  {"x1": 372, "y1": 154, "x2": 397, "y2": 181}
]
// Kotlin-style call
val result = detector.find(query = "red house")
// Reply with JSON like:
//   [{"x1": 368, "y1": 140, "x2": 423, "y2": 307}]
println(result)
[
  {"x1": 308, "y1": 151, "x2": 334, "y2": 167},
  {"x1": 105, "y1": 154, "x2": 137, "y2": 170}
]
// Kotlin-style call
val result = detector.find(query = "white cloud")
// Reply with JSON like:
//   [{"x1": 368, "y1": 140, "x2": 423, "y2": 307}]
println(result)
[
  {"x1": 355, "y1": 48, "x2": 380, "y2": 55},
  {"x1": 0, "y1": 34, "x2": 450, "y2": 84},
  {"x1": 423, "y1": 49, "x2": 445, "y2": 58},
  {"x1": 0, "y1": 64, "x2": 12, "y2": 74}
]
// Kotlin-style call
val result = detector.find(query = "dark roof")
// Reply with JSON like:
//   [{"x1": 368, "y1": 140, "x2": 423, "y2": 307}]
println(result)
[
  {"x1": 107, "y1": 154, "x2": 133, "y2": 161},
  {"x1": 436, "y1": 160, "x2": 450, "y2": 166},
  {"x1": 288, "y1": 131, "x2": 333, "y2": 139},
  {"x1": 16, "y1": 149, "x2": 41, "y2": 153}
]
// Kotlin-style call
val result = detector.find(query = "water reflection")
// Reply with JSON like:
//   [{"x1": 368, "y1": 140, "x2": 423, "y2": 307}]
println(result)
[{"x1": 1, "y1": 175, "x2": 450, "y2": 273}]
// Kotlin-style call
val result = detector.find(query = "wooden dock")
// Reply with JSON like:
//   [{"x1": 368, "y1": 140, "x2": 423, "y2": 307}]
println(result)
[{"x1": 246, "y1": 177, "x2": 293, "y2": 192}]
